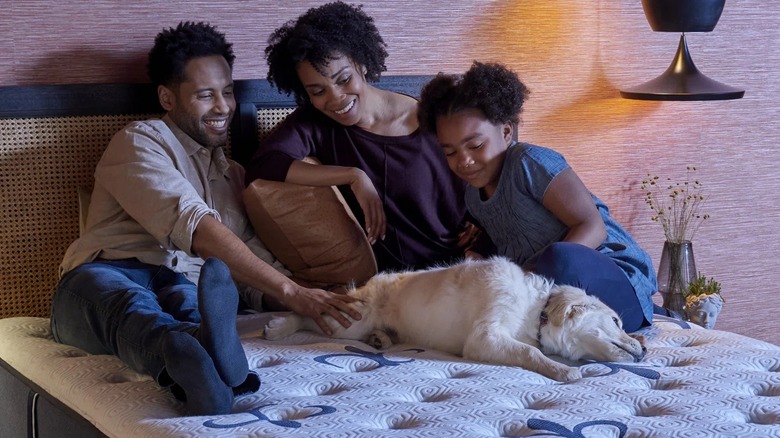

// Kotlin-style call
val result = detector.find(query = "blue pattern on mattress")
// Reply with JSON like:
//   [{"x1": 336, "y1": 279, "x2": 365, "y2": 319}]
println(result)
[
  {"x1": 203, "y1": 404, "x2": 336, "y2": 429},
  {"x1": 527, "y1": 418, "x2": 627, "y2": 437},
  {"x1": 588, "y1": 362, "x2": 661, "y2": 379},
  {"x1": 314, "y1": 345, "x2": 423, "y2": 368}
]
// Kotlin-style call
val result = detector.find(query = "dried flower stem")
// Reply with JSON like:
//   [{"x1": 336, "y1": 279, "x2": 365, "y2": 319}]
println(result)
[{"x1": 641, "y1": 166, "x2": 710, "y2": 243}]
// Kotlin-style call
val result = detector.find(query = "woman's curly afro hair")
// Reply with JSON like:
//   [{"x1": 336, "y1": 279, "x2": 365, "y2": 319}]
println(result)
[
  {"x1": 418, "y1": 61, "x2": 530, "y2": 135},
  {"x1": 147, "y1": 21, "x2": 235, "y2": 87},
  {"x1": 265, "y1": 1, "x2": 388, "y2": 106}
]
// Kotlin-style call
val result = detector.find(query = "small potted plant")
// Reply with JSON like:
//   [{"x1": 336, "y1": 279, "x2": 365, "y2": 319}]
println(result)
[{"x1": 685, "y1": 273, "x2": 724, "y2": 329}]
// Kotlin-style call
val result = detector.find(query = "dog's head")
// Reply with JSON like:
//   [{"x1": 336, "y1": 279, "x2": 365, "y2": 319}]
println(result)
[{"x1": 539, "y1": 285, "x2": 646, "y2": 363}]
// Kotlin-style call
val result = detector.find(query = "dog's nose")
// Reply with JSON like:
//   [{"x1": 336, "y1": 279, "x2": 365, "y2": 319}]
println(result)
[{"x1": 634, "y1": 347, "x2": 646, "y2": 362}]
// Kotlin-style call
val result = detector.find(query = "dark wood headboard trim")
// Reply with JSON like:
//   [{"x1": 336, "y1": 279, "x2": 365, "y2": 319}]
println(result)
[
  {"x1": 0, "y1": 83, "x2": 163, "y2": 118},
  {"x1": 0, "y1": 75, "x2": 433, "y2": 164},
  {"x1": 0, "y1": 76, "x2": 431, "y2": 117}
]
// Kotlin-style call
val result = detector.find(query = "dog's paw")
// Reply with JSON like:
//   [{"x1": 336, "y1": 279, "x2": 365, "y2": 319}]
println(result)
[
  {"x1": 551, "y1": 365, "x2": 582, "y2": 383},
  {"x1": 366, "y1": 330, "x2": 392, "y2": 349},
  {"x1": 263, "y1": 315, "x2": 300, "y2": 340}
]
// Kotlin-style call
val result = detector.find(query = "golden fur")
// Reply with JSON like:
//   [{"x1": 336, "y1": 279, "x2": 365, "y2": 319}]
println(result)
[{"x1": 264, "y1": 256, "x2": 645, "y2": 382}]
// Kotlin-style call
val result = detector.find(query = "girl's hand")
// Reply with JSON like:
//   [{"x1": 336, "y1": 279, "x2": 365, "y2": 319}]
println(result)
[
  {"x1": 464, "y1": 250, "x2": 484, "y2": 260},
  {"x1": 457, "y1": 221, "x2": 481, "y2": 251}
]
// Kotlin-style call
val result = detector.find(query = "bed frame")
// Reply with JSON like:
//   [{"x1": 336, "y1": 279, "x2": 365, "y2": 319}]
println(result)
[
  {"x1": 0, "y1": 76, "x2": 429, "y2": 438},
  {"x1": 3, "y1": 78, "x2": 780, "y2": 438}
]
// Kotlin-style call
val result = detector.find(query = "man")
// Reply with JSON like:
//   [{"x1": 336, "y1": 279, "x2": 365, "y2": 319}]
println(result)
[{"x1": 49, "y1": 21, "x2": 359, "y2": 416}]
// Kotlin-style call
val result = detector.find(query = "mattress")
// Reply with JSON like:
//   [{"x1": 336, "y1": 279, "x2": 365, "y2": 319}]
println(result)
[{"x1": 1, "y1": 314, "x2": 779, "y2": 437}]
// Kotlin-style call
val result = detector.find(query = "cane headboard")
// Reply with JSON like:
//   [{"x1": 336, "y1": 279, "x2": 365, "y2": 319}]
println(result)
[{"x1": 0, "y1": 76, "x2": 431, "y2": 318}]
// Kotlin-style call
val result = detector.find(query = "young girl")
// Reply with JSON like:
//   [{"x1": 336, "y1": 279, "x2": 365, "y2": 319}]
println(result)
[{"x1": 418, "y1": 61, "x2": 657, "y2": 332}]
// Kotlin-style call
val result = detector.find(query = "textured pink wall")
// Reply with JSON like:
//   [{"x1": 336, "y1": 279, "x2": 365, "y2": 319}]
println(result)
[{"x1": 2, "y1": 1, "x2": 778, "y2": 345}]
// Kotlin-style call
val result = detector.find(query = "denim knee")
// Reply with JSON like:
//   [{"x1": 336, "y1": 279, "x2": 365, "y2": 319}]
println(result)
[{"x1": 534, "y1": 242, "x2": 589, "y2": 286}]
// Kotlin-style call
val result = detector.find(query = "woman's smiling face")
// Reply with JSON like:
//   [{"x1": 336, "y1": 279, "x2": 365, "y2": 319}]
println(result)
[
  {"x1": 435, "y1": 108, "x2": 513, "y2": 197},
  {"x1": 296, "y1": 55, "x2": 367, "y2": 127}
]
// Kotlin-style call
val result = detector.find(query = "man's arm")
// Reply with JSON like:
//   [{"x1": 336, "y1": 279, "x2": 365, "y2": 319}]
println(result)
[{"x1": 191, "y1": 215, "x2": 361, "y2": 334}]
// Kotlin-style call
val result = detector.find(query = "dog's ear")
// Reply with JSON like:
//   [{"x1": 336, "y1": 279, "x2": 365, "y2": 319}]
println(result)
[
  {"x1": 547, "y1": 288, "x2": 598, "y2": 324},
  {"x1": 546, "y1": 291, "x2": 579, "y2": 325},
  {"x1": 565, "y1": 304, "x2": 586, "y2": 320},
  {"x1": 546, "y1": 302, "x2": 584, "y2": 325}
]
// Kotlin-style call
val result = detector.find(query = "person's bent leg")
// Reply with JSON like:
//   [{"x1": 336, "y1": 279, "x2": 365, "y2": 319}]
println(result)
[
  {"x1": 51, "y1": 260, "x2": 193, "y2": 378},
  {"x1": 162, "y1": 331, "x2": 233, "y2": 415},
  {"x1": 152, "y1": 259, "x2": 259, "y2": 394},
  {"x1": 155, "y1": 273, "x2": 201, "y2": 324},
  {"x1": 194, "y1": 257, "x2": 249, "y2": 387},
  {"x1": 51, "y1": 259, "x2": 258, "y2": 407},
  {"x1": 534, "y1": 242, "x2": 648, "y2": 332}
]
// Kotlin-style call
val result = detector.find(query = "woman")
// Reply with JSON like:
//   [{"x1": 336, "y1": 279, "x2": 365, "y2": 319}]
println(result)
[
  {"x1": 417, "y1": 61, "x2": 658, "y2": 332},
  {"x1": 246, "y1": 1, "x2": 470, "y2": 272}
]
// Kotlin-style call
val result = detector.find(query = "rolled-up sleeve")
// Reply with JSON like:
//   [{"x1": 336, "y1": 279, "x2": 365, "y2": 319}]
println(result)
[
  {"x1": 95, "y1": 122, "x2": 217, "y2": 256},
  {"x1": 171, "y1": 198, "x2": 219, "y2": 256}
]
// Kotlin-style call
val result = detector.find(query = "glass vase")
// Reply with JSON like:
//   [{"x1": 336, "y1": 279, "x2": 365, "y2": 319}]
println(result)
[{"x1": 656, "y1": 240, "x2": 696, "y2": 319}]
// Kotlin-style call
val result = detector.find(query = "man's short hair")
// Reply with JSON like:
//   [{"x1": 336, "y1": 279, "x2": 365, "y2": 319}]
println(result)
[{"x1": 147, "y1": 21, "x2": 235, "y2": 87}]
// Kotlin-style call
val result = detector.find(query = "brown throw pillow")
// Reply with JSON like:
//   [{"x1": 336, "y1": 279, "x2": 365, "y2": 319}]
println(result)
[{"x1": 243, "y1": 172, "x2": 377, "y2": 289}]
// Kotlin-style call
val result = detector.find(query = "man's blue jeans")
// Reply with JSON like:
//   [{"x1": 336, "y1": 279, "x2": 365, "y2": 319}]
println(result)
[
  {"x1": 50, "y1": 259, "x2": 201, "y2": 384},
  {"x1": 534, "y1": 242, "x2": 650, "y2": 333}
]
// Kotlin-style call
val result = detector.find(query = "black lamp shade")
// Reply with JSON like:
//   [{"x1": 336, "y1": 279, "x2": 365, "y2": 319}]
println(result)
[
  {"x1": 621, "y1": 0, "x2": 744, "y2": 101},
  {"x1": 642, "y1": 0, "x2": 725, "y2": 32}
]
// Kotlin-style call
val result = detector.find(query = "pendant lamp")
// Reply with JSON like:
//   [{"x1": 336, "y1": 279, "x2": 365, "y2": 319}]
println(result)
[{"x1": 620, "y1": 0, "x2": 744, "y2": 101}]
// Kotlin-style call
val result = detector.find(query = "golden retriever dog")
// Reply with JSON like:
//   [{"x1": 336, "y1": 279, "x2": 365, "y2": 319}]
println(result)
[{"x1": 263, "y1": 256, "x2": 645, "y2": 382}]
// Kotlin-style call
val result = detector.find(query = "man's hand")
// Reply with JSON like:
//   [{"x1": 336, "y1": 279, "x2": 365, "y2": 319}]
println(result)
[{"x1": 280, "y1": 286, "x2": 362, "y2": 335}]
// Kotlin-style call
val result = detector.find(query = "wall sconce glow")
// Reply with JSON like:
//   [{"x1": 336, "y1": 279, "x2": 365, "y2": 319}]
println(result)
[{"x1": 620, "y1": 0, "x2": 744, "y2": 101}]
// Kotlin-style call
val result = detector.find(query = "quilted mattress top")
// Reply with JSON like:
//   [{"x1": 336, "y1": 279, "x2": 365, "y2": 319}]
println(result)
[{"x1": 1, "y1": 314, "x2": 779, "y2": 437}]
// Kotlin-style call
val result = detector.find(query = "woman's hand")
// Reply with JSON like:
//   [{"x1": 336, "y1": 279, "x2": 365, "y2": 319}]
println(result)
[
  {"x1": 349, "y1": 170, "x2": 386, "y2": 245},
  {"x1": 285, "y1": 161, "x2": 386, "y2": 244},
  {"x1": 280, "y1": 286, "x2": 362, "y2": 335}
]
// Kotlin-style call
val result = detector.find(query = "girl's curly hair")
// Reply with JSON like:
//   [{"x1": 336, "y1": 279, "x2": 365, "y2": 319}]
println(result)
[
  {"x1": 147, "y1": 21, "x2": 235, "y2": 87},
  {"x1": 265, "y1": 1, "x2": 388, "y2": 106},
  {"x1": 418, "y1": 61, "x2": 530, "y2": 134}
]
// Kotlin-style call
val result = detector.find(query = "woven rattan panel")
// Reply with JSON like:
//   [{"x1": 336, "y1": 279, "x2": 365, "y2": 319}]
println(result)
[
  {"x1": 0, "y1": 114, "x2": 157, "y2": 318},
  {"x1": 257, "y1": 107, "x2": 295, "y2": 143}
]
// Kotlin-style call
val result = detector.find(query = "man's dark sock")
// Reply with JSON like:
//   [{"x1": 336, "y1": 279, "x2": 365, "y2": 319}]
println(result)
[
  {"x1": 233, "y1": 371, "x2": 262, "y2": 396},
  {"x1": 162, "y1": 331, "x2": 233, "y2": 415},
  {"x1": 196, "y1": 257, "x2": 249, "y2": 387}
]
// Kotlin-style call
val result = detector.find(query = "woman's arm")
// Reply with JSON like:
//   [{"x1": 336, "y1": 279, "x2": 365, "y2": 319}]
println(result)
[
  {"x1": 286, "y1": 160, "x2": 386, "y2": 244},
  {"x1": 542, "y1": 167, "x2": 606, "y2": 249},
  {"x1": 286, "y1": 159, "x2": 363, "y2": 186}
]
